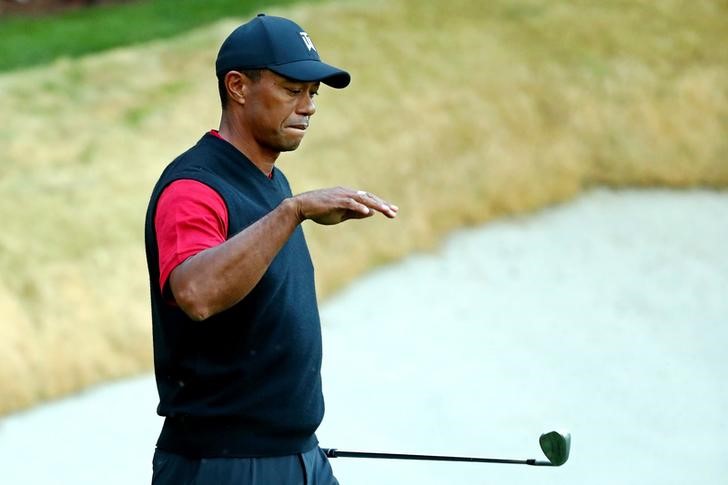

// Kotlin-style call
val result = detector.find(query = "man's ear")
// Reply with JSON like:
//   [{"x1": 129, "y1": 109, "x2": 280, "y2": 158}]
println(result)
[{"x1": 225, "y1": 71, "x2": 247, "y2": 105}]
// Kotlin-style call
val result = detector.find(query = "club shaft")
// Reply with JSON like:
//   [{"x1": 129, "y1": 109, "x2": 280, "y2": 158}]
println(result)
[{"x1": 322, "y1": 449, "x2": 553, "y2": 466}]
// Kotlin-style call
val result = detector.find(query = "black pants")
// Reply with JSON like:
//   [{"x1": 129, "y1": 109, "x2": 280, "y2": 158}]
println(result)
[{"x1": 152, "y1": 446, "x2": 339, "y2": 485}]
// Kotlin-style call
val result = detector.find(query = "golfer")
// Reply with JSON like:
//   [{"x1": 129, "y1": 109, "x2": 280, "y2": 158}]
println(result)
[{"x1": 144, "y1": 14, "x2": 397, "y2": 485}]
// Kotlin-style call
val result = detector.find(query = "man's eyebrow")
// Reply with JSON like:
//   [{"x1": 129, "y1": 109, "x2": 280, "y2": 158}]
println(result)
[{"x1": 276, "y1": 79, "x2": 320, "y2": 90}]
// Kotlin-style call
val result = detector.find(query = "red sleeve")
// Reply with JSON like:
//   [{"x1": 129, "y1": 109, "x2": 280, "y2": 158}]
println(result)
[{"x1": 154, "y1": 179, "x2": 228, "y2": 293}]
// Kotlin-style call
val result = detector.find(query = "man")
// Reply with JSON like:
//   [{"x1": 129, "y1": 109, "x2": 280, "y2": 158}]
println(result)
[{"x1": 144, "y1": 14, "x2": 398, "y2": 485}]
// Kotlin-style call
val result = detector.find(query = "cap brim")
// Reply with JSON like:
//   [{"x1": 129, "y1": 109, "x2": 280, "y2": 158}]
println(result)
[{"x1": 269, "y1": 60, "x2": 351, "y2": 89}]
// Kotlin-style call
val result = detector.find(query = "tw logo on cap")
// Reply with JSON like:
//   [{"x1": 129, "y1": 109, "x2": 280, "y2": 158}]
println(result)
[{"x1": 299, "y1": 32, "x2": 316, "y2": 52}]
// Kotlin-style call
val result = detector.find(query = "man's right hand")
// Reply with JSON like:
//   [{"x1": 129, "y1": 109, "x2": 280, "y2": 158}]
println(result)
[{"x1": 292, "y1": 187, "x2": 398, "y2": 225}]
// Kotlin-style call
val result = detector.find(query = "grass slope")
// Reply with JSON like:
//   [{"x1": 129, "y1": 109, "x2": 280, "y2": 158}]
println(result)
[
  {"x1": 0, "y1": 0, "x2": 726, "y2": 415},
  {"x1": 0, "y1": 0, "x2": 321, "y2": 72}
]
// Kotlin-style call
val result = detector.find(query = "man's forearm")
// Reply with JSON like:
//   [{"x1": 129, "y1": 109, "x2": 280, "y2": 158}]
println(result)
[
  {"x1": 169, "y1": 197, "x2": 301, "y2": 321},
  {"x1": 169, "y1": 186, "x2": 397, "y2": 321}
]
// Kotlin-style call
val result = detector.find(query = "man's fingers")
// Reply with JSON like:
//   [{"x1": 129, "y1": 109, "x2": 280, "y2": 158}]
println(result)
[
  {"x1": 354, "y1": 190, "x2": 398, "y2": 218},
  {"x1": 294, "y1": 187, "x2": 397, "y2": 224},
  {"x1": 346, "y1": 196, "x2": 373, "y2": 216}
]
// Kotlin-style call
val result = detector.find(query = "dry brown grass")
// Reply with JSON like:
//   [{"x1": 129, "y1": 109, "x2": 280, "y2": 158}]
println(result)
[{"x1": 1, "y1": 0, "x2": 726, "y2": 415}]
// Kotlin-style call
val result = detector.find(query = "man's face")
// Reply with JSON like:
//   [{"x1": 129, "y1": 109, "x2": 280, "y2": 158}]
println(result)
[{"x1": 242, "y1": 70, "x2": 320, "y2": 153}]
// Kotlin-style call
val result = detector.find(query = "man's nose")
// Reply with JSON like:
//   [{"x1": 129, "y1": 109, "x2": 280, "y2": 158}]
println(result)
[{"x1": 297, "y1": 95, "x2": 316, "y2": 116}]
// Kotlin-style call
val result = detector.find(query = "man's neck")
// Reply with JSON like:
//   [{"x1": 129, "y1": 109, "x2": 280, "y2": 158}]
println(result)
[{"x1": 218, "y1": 117, "x2": 279, "y2": 177}]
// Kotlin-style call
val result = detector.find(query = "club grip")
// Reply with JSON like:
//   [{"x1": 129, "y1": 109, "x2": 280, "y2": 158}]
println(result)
[{"x1": 322, "y1": 448, "x2": 338, "y2": 458}]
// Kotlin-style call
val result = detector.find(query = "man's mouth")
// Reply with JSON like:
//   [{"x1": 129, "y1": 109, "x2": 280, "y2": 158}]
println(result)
[{"x1": 286, "y1": 118, "x2": 309, "y2": 131}]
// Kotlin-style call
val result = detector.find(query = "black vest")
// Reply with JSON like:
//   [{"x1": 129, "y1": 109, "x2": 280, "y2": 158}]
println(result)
[{"x1": 144, "y1": 133, "x2": 322, "y2": 457}]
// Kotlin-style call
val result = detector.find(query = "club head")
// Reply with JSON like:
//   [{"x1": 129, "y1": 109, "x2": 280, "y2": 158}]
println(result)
[{"x1": 539, "y1": 431, "x2": 571, "y2": 466}]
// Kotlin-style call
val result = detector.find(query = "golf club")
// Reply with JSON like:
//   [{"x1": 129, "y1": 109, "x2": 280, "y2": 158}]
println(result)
[{"x1": 322, "y1": 430, "x2": 571, "y2": 467}]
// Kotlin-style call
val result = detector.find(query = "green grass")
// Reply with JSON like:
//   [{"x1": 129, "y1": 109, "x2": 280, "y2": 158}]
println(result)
[{"x1": 0, "y1": 0, "x2": 322, "y2": 73}]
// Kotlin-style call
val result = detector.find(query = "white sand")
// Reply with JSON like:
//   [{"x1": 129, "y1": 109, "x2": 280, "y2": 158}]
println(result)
[{"x1": 1, "y1": 189, "x2": 726, "y2": 484}]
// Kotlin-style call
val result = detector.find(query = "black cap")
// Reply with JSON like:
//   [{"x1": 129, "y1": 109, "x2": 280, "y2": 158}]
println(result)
[{"x1": 215, "y1": 14, "x2": 351, "y2": 88}]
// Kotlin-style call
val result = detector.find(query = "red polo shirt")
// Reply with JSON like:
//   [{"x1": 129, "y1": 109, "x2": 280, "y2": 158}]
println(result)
[{"x1": 155, "y1": 178, "x2": 228, "y2": 292}]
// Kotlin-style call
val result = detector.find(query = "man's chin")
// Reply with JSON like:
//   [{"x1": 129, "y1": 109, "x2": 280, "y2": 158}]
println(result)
[
  {"x1": 277, "y1": 140, "x2": 303, "y2": 152},
  {"x1": 263, "y1": 134, "x2": 304, "y2": 154}
]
